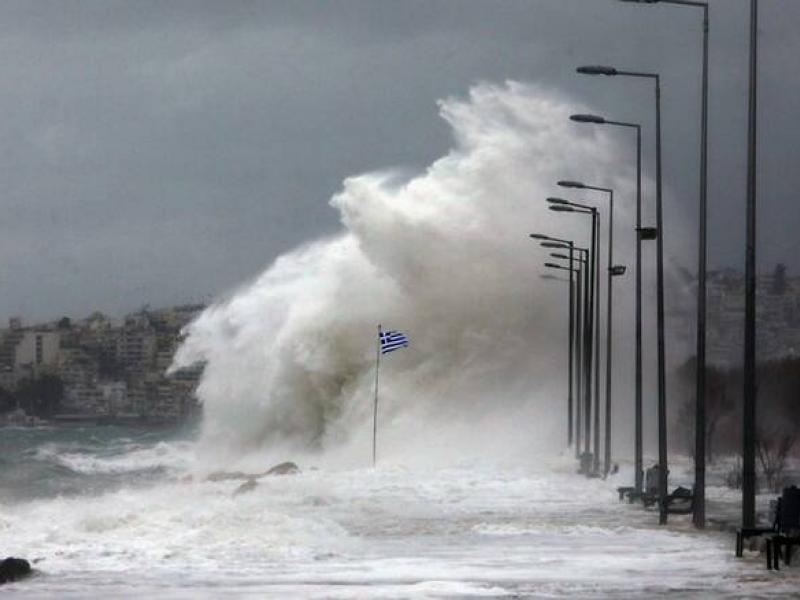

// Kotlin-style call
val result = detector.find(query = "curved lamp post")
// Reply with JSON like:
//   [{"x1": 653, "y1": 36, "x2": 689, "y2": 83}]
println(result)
[
  {"x1": 577, "y1": 63, "x2": 669, "y2": 524},
  {"x1": 558, "y1": 180, "x2": 617, "y2": 478},
  {"x1": 618, "y1": 0, "x2": 712, "y2": 534},
  {"x1": 537, "y1": 236, "x2": 575, "y2": 450},
  {"x1": 548, "y1": 201, "x2": 599, "y2": 473},
  {"x1": 543, "y1": 240, "x2": 590, "y2": 457},
  {"x1": 570, "y1": 113, "x2": 645, "y2": 494}
]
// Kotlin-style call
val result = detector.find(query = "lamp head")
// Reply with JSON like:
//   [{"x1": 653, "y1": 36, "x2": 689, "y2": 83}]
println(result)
[
  {"x1": 577, "y1": 65, "x2": 619, "y2": 76},
  {"x1": 558, "y1": 180, "x2": 586, "y2": 189},
  {"x1": 547, "y1": 197, "x2": 570, "y2": 205},
  {"x1": 638, "y1": 227, "x2": 658, "y2": 241},
  {"x1": 549, "y1": 206, "x2": 575, "y2": 213},
  {"x1": 570, "y1": 113, "x2": 606, "y2": 124},
  {"x1": 541, "y1": 241, "x2": 568, "y2": 249},
  {"x1": 529, "y1": 233, "x2": 550, "y2": 240},
  {"x1": 610, "y1": 265, "x2": 627, "y2": 276}
]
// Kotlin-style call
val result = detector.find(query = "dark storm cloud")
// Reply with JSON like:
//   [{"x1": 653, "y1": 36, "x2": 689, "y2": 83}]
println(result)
[{"x1": 0, "y1": 0, "x2": 796, "y2": 321}]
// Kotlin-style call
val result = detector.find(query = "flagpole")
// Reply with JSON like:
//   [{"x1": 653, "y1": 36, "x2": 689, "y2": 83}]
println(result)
[{"x1": 373, "y1": 324, "x2": 382, "y2": 466}]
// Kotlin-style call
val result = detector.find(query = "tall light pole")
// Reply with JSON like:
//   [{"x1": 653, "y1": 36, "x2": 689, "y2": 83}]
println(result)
[
  {"x1": 570, "y1": 114, "x2": 647, "y2": 493},
  {"x1": 618, "y1": 0, "x2": 711, "y2": 532},
  {"x1": 545, "y1": 258, "x2": 577, "y2": 449},
  {"x1": 556, "y1": 192, "x2": 603, "y2": 476},
  {"x1": 545, "y1": 244, "x2": 576, "y2": 449},
  {"x1": 544, "y1": 255, "x2": 581, "y2": 443},
  {"x1": 577, "y1": 64, "x2": 668, "y2": 524},
  {"x1": 544, "y1": 241, "x2": 589, "y2": 458},
  {"x1": 553, "y1": 248, "x2": 591, "y2": 454},
  {"x1": 743, "y1": 0, "x2": 759, "y2": 531},
  {"x1": 531, "y1": 233, "x2": 580, "y2": 453},
  {"x1": 559, "y1": 180, "x2": 617, "y2": 478},
  {"x1": 549, "y1": 200, "x2": 599, "y2": 472}
]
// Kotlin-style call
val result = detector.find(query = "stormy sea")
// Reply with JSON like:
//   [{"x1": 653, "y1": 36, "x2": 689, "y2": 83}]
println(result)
[
  {"x1": 1, "y1": 83, "x2": 795, "y2": 597},
  {"x1": 3, "y1": 424, "x2": 796, "y2": 598}
]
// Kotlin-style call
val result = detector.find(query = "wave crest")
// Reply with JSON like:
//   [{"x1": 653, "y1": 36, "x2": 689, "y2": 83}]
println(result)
[{"x1": 172, "y1": 81, "x2": 641, "y2": 465}]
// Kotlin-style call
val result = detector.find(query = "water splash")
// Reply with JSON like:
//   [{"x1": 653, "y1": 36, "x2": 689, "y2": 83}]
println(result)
[{"x1": 172, "y1": 81, "x2": 645, "y2": 466}]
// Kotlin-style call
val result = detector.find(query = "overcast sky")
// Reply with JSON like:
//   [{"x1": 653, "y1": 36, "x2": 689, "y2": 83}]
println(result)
[{"x1": 0, "y1": 0, "x2": 797, "y2": 323}]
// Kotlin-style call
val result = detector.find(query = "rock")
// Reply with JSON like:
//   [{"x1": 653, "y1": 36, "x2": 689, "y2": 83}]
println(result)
[
  {"x1": 206, "y1": 461, "x2": 300, "y2": 484},
  {"x1": 206, "y1": 470, "x2": 251, "y2": 482},
  {"x1": 265, "y1": 461, "x2": 299, "y2": 476},
  {"x1": 0, "y1": 557, "x2": 31, "y2": 584},
  {"x1": 233, "y1": 478, "x2": 258, "y2": 496}
]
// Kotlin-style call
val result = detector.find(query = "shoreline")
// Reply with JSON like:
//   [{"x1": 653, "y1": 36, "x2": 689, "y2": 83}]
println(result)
[{"x1": 0, "y1": 414, "x2": 195, "y2": 429}]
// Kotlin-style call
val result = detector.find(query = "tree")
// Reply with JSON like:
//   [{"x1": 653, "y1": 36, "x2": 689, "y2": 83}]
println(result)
[
  {"x1": 15, "y1": 375, "x2": 64, "y2": 418},
  {"x1": 674, "y1": 358, "x2": 736, "y2": 462},
  {"x1": 756, "y1": 425, "x2": 797, "y2": 492},
  {"x1": 0, "y1": 386, "x2": 15, "y2": 413}
]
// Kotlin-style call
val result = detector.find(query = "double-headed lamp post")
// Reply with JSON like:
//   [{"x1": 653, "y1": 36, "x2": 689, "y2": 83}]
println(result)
[
  {"x1": 577, "y1": 63, "x2": 669, "y2": 524},
  {"x1": 558, "y1": 180, "x2": 619, "y2": 478},
  {"x1": 570, "y1": 113, "x2": 646, "y2": 493},
  {"x1": 617, "y1": 0, "x2": 710, "y2": 531},
  {"x1": 549, "y1": 200, "x2": 599, "y2": 472}
]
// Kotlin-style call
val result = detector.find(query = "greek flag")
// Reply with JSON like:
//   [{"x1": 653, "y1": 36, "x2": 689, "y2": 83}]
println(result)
[{"x1": 380, "y1": 329, "x2": 409, "y2": 355}]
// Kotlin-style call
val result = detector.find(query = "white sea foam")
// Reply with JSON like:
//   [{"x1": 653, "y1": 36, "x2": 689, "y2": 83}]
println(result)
[
  {"x1": 59, "y1": 441, "x2": 195, "y2": 475},
  {"x1": 171, "y1": 81, "x2": 656, "y2": 468},
  {"x1": 2, "y1": 83, "x2": 722, "y2": 598},
  {"x1": 3, "y1": 461, "x2": 796, "y2": 597}
]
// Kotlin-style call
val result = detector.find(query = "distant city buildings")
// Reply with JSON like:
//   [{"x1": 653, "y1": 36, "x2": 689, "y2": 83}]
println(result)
[
  {"x1": 0, "y1": 304, "x2": 206, "y2": 422},
  {"x1": 675, "y1": 265, "x2": 800, "y2": 367}
]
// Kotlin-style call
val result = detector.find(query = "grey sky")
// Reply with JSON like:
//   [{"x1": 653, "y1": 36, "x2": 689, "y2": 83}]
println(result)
[{"x1": 0, "y1": 0, "x2": 796, "y2": 323}]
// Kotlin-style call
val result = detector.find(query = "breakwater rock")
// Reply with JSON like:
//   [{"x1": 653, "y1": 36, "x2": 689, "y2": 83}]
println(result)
[{"x1": 0, "y1": 557, "x2": 31, "y2": 584}]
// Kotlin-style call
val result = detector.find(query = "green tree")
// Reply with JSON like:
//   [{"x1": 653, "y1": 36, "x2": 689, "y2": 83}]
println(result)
[{"x1": 15, "y1": 375, "x2": 64, "y2": 418}]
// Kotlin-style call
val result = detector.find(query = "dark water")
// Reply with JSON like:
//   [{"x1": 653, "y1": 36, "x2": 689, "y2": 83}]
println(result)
[{"x1": 0, "y1": 424, "x2": 198, "y2": 504}]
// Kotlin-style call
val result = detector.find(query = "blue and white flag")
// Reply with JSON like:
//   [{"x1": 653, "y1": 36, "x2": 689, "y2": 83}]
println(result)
[{"x1": 379, "y1": 329, "x2": 409, "y2": 355}]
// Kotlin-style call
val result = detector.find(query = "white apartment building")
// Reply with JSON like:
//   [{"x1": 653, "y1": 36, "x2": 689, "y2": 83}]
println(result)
[{"x1": 14, "y1": 331, "x2": 60, "y2": 373}]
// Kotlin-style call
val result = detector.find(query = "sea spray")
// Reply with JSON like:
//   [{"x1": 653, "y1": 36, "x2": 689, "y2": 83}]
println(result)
[
  {"x1": 171, "y1": 81, "x2": 650, "y2": 467},
  {"x1": 2, "y1": 82, "x2": 721, "y2": 597}
]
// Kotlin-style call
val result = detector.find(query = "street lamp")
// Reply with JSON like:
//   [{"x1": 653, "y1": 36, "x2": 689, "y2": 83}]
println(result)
[
  {"x1": 545, "y1": 241, "x2": 574, "y2": 450},
  {"x1": 544, "y1": 241, "x2": 590, "y2": 457},
  {"x1": 556, "y1": 188, "x2": 603, "y2": 473},
  {"x1": 577, "y1": 63, "x2": 669, "y2": 524},
  {"x1": 532, "y1": 232, "x2": 583, "y2": 451},
  {"x1": 559, "y1": 180, "x2": 615, "y2": 478},
  {"x1": 549, "y1": 202, "x2": 599, "y2": 472},
  {"x1": 545, "y1": 253, "x2": 580, "y2": 446},
  {"x1": 742, "y1": 0, "x2": 759, "y2": 531},
  {"x1": 571, "y1": 112, "x2": 646, "y2": 494},
  {"x1": 618, "y1": 0, "x2": 712, "y2": 535}
]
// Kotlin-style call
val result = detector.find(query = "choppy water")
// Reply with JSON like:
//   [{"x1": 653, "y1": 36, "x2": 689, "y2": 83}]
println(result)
[
  {"x1": 0, "y1": 425, "x2": 196, "y2": 504},
  {"x1": 1, "y1": 425, "x2": 797, "y2": 598},
  {"x1": 2, "y1": 81, "x2": 794, "y2": 597}
]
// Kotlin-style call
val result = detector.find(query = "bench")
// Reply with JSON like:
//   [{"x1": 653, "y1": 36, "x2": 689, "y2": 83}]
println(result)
[
  {"x1": 617, "y1": 486, "x2": 635, "y2": 502},
  {"x1": 764, "y1": 486, "x2": 800, "y2": 570},
  {"x1": 664, "y1": 486, "x2": 694, "y2": 515},
  {"x1": 637, "y1": 466, "x2": 694, "y2": 514}
]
